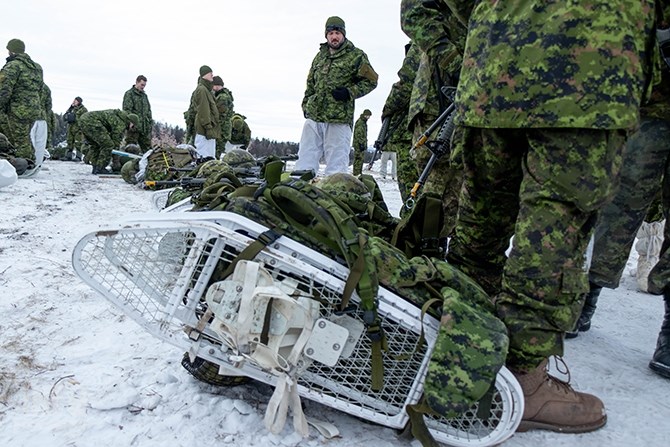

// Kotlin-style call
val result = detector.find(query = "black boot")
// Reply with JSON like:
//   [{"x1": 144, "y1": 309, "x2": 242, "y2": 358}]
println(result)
[
  {"x1": 649, "y1": 294, "x2": 670, "y2": 379},
  {"x1": 566, "y1": 282, "x2": 602, "y2": 339},
  {"x1": 91, "y1": 165, "x2": 99, "y2": 174}
]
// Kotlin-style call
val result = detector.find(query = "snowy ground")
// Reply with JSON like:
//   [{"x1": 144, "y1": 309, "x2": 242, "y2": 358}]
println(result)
[{"x1": 1, "y1": 160, "x2": 669, "y2": 447}]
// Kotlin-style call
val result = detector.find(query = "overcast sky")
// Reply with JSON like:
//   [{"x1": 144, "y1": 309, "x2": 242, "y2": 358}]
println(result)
[{"x1": 4, "y1": 1, "x2": 410, "y2": 144}]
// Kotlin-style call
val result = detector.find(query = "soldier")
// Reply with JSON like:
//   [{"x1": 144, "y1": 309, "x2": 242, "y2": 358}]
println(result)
[
  {"x1": 351, "y1": 109, "x2": 371, "y2": 176},
  {"x1": 0, "y1": 38, "x2": 48, "y2": 176},
  {"x1": 78, "y1": 109, "x2": 139, "y2": 174},
  {"x1": 229, "y1": 113, "x2": 251, "y2": 150},
  {"x1": 400, "y1": 0, "x2": 467, "y2": 237},
  {"x1": 64, "y1": 97, "x2": 88, "y2": 158},
  {"x1": 567, "y1": 19, "x2": 670, "y2": 381},
  {"x1": 212, "y1": 75, "x2": 234, "y2": 158},
  {"x1": 295, "y1": 16, "x2": 378, "y2": 176},
  {"x1": 122, "y1": 75, "x2": 153, "y2": 151},
  {"x1": 379, "y1": 41, "x2": 420, "y2": 202},
  {"x1": 443, "y1": 0, "x2": 661, "y2": 433},
  {"x1": 188, "y1": 65, "x2": 220, "y2": 160}
]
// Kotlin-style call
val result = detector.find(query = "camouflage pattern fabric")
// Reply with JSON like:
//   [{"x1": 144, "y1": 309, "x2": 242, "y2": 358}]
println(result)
[
  {"x1": 122, "y1": 85, "x2": 152, "y2": 151},
  {"x1": 400, "y1": 0, "x2": 467, "y2": 237},
  {"x1": 229, "y1": 113, "x2": 251, "y2": 147},
  {"x1": 443, "y1": 0, "x2": 661, "y2": 371},
  {"x1": 447, "y1": 126, "x2": 627, "y2": 371},
  {"x1": 369, "y1": 239, "x2": 508, "y2": 417},
  {"x1": 591, "y1": 118, "x2": 670, "y2": 290},
  {"x1": 351, "y1": 113, "x2": 368, "y2": 176},
  {"x1": 40, "y1": 82, "x2": 54, "y2": 148},
  {"x1": 77, "y1": 109, "x2": 132, "y2": 168},
  {"x1": 190, "y1": 78, "x2": 220, "y2": 140},
  {"x1": 144, "y1": 146, "x2": 195, "y2": 184},
  {"x1": 302, "y1": 39, "x2": 378, "y2": 125},
  {"x1": 66, "y1": 103, "x2": 88, "y2": 152},
  {"x1": 0, "y1": 52, "x2": 46, "y2": 160},
  {"x1": 215, "y1": 87, "x2": 234, "y2": 156},
  {"x1": 445, "y1": 0, "x2": 658, "y2": 129},
  {"x1": 380, "y1": 42, "x2": 420, "y2": 204},
  {"x1": 121, "y1": 158, "x2": 140, "y2": 184}
]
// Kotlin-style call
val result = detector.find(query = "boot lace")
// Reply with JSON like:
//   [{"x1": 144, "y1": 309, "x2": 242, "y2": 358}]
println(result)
[{"x1": 544, "y1": 356, "x2": 576, "y2": 396}]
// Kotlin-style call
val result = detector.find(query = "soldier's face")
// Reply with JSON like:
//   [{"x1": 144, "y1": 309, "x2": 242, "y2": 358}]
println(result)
[
  {"x1": 327, "y1": 30, "x2": 344, "y2": 50},
  {"x1": 135, "y1": 80, "x2": 146, "y2": 91}
]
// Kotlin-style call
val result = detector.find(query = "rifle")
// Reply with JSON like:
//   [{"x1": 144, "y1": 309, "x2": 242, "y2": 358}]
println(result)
[
  {"x1": 144, "y1": 177, "x2": 206, "y2": 189},
  {"x1": 367, "y1": 117, "x2": 391, "y2": 170},
  {"x1": 404, "y1": 86, "x2": 457, "y2": 210}
]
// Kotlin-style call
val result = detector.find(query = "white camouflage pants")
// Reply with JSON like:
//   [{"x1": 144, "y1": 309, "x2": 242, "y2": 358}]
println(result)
[{"x1": 295, "y1": 119, "x2": 352, "y2": 176}]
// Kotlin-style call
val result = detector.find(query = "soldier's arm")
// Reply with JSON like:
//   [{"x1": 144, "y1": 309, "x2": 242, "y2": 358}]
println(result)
[
  {"x1": 0, "y1": 65, "x2": 19, "y2": 113},
  {"x1": 382, "y1": 43, "x2": 420, "y2": 118},
  {"x1": 347, "y1": 53, "x2": 378, "y2": 99},
  {"x1": 301, "y1": 57, "x2": 318, "y2": 113},
  {"x1": 443, "y1": 0, "x2": 474, "y2": 26},
  {"x1": 122, "y1": 90, "x2": 133, "y2": 113}
]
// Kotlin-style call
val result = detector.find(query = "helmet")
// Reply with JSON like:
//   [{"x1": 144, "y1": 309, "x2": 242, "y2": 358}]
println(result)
[
  {"x1": 319, "y1": 173, "x2": 370, "y2": 197},
  {"x1": 121, "y1": 159, "x2": 140, "y2": 184},
  {"x1": 222, "y1": 148, "x2": 255, "y2": 169}
]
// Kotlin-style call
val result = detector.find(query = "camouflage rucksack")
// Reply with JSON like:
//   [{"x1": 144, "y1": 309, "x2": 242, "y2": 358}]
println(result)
[{"x1": 144, "y1": 146, "x2": 196, "y2": 188}]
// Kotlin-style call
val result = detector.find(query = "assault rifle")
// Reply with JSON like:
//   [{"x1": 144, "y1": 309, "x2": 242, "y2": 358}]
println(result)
[
  {"x1": 367, "y1": 117, "x2": 391, "y2": 170},
  {"x1": 405, "y1": 86, "x2": 457, "y2": 210}
]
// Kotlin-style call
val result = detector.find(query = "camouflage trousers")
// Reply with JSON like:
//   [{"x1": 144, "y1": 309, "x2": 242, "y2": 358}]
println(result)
[
  {"x1": 79, "y1": 121, "x2": 118, "y2": 168},
  {"x1": 352, "y1": 149, "x2": 365, "y2": 176},
  {"x1": 386, "y1": 139, "x2": 414, "y2": 205},
  {"x1": 125, "y1": 127, "x2": 152, "y2": 152},
  {"x1": 66, "y1": 125, "x2": 86, "y2": 153},
  {"x1": 2, "y1": 118, "x2": 34, "y2": 161},
  {"x1": 589, "y1": 118, "x2": 670, "y2": 290},
  {"x1": 446, "y1": 127, "x2": 626, "y2": 371},
  {"x1": 410, "y1": 117, "x2": 463, "y2": 238}
]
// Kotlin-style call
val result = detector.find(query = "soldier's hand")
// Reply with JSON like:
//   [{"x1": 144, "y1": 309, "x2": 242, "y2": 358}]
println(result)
[{"x1": 332, "y1": 87, "x2": 350, "y2": 101}]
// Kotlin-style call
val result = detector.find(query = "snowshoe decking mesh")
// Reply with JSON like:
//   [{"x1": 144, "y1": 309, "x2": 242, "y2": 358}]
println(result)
[{"x1": 72, "y1": 212, "x2": 522, "y2": 447}]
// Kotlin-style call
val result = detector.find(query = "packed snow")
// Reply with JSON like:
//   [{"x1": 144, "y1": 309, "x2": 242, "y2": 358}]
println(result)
[{"x1": 1, "y1": 160, "x2": 669, "y2": 447}]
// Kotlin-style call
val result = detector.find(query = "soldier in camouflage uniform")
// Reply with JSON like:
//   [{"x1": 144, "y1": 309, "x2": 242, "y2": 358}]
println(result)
[
  {"x1": 400, "y1": 0, "x2": 467, "y2": 238},
  {"x1": 78, "y1": 109, "x2": 139, "y2": 174},
  {"x1": 443, "y1": 0, "x2": 662, "y2": 433},
  {"x1": 65, "y1": 97, "x2": 88, "y2": 157},
  {"x1": 379, "y1": 42, "x2": 420, "y2": 203},
  {"x1": 351, "y1": 109, "x2": 371, "y2": 176},
  {"x1": 229, "y1": 113, "x2": 251, "y2": 150},
  {"x1": 189, "y1": 65, "x2": 220, "y2": 160},
  {"x1": 122, "y1": 75, "x2": 153, "y2": 151},
  {"x1": 41, "y1": 82, "x2": 54, "y2": 150},
  {"x1": 212, "y1": 75, "x2": 234, "y2": 158},
  {"x1": 0, "y1": 38, "x2": 48, "y2": 174},
  {"x1": 295, "y1": 16, "x2": 378, "y2": 176}
]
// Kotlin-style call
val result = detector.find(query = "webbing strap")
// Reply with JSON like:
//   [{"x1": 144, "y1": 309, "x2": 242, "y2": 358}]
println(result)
[
  {"x1": 406, "y1": 402, "x2": 440, "y2": 447},
  {"x1": 219, "y1": 229, "x2": 281, "y2": 280}
]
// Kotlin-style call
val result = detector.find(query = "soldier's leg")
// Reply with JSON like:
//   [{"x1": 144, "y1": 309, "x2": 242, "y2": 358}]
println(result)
[
  {"x1": 393, "y1": 139, "x2": 414, "y2": 205},
  {"x1": 590, "y1": 118, "x2": 670, "y2": 289},
  {"x1": 446, "y1": 127, "x2": 524, "y2": 296},
  {"x1": 322, "y1": 123, "x2": 351, "y2": 176},
  {"x1": 6, "y1": 120, "x2": 33, "y2": 161},
  {"x1": 295, "y1": 119, "x2": 324, "y2": 175},
  {"x1": 352, "y1": 150, "x2": 364, "y2": 176},
  {"x1": 139, "y1": 130, "x2": 152, "y2": 152},
  {"x1": 498, "y1": 128, "x2": 626, "y2": 370}
]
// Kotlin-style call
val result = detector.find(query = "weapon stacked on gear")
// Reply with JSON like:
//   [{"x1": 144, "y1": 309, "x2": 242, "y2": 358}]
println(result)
[
  {"x1": 144, "y1": 177, "x2": 206, "y2": 189},
  {"x1": 366, "y1": 117, "x2": 392, "y2": 171},
  {"x1": 405, "y1": 87, "x2": 457, "y2": 210}
]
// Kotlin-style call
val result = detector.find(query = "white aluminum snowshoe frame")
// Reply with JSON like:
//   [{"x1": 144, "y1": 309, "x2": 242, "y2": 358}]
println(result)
[{"x1": 72, "y1": 211, "x2": 523, "y2": 446}]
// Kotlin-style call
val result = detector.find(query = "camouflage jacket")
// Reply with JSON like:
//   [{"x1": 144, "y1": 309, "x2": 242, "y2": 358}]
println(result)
[
  {"x1": 190, "y1": 78, "x2": 220, "y2": 140},
  {"x1": 445, "y1": 0, "x2": 661, "y2": 129},
  {"x1": 381, "y1": 42, "x2": 420, "y2": 144},
  {"x1": 78, "y1": 109, "x2": 132, "y2": 147},
  {"x1": 401, "y1": 0, "x2": 467, "y2": 124},
  {"x1": 0, "y1": 53, "x2": 46, "y2": 123},
  {"x1": 122, "y1": 86, "x2": 152, "y2": 134},
  {"x1": 230, "y1": 113, "x2": 251, "y2": 147},
  {"x1": 65, "y1": 103, "x2": 88, "y2": 132},
  {"x1": 302, "y1": 40, "x2": 378, "y2": 125},
  {"x1": 215, "y1": 88, "x2": 234, "y2": 142},
  {"x1": 352, "y1": 114, "x2": 368, "y2": 151}
]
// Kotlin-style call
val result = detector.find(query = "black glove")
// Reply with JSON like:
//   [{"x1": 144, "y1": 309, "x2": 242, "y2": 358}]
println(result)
[{"x1": 331, "y1": 87, "x2": 350, "y2": 101}]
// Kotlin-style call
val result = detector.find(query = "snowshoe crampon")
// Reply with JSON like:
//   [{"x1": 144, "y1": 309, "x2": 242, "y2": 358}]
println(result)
[{"x1": 72, "y1": 211, "x2": 523, "y2": 446}]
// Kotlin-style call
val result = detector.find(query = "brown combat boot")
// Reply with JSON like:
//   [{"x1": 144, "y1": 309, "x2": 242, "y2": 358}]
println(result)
[{"x1": 514, "y1": 358, "x2": 606, "y2": 433}]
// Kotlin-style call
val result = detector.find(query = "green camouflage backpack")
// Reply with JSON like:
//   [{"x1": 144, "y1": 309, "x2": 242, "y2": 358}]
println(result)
[
  {"x1": 200, "y1": 175, "x2": 508, "y2": 413},
  {"x1": 144, "y1": 146, "x2": 196, "y2": 188}
]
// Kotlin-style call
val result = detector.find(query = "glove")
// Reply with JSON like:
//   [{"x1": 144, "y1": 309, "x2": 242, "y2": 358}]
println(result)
[
  {"x1": 204, "y1": 125, "x2": 214, "y2": 140},
  {"x1": 331, "y1": 87, "x2": 350, "y2": 101}
]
